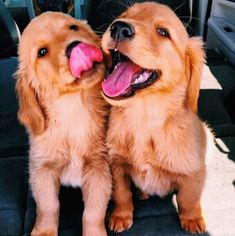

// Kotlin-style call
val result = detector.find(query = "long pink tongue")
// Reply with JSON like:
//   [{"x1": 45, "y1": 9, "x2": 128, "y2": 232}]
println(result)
[
  {"x1": 102, "y1": 61, "x2": 141, "y2": 97},
  {"x1": 69, "y1": 42, "x2": 103, "y2": 78}
]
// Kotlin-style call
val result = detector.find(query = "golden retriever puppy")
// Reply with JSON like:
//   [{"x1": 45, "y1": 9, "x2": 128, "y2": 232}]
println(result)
[
  {"x1": 101, "y1": 2, "x2": 206, "y2": 234},
  {"x1": 16, "y1": 12, "x2": 112, "y2": 236}
]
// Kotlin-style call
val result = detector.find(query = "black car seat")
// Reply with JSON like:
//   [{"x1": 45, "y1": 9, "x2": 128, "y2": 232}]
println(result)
[
  {"x1": 0, "y1": 1, "x2": 20, "y2": 58},
  {"x1": 87, "y1": 0, "x2": 192, "y2": 34},
  {"x1": 0, "y1": 2, "x2": 28, "y2": 157}
]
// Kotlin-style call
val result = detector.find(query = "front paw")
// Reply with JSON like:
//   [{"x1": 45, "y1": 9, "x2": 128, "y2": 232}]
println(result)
[
  {"x1": 109, "y1": 208, "x2": 133, "y2": 233},
  {"x1": 31, "y1": 226, "x2": 57, "y2": 236},
  {"x1": 179, "y1": 215, "x2": 206, "y2": 234},
  {"x1": 83, "y1": 225, "x2": 107, "y2": 236},
  {"x1": 31, "y1": 212, "x2": 58, "y2": 236}
]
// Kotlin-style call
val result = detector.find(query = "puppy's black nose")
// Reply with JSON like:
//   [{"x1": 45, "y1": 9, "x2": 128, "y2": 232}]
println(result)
[
  {"x1": 66, "y1": 40, "x2": 80, "y2": 57},
  {"x1": 110, "y1": 21, "x2": 135, "y2": 42}
]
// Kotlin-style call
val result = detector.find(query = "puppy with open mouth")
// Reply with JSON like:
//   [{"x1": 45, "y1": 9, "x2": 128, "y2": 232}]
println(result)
[
  {"x1": 102, "y1": 2, "x2": 207, "y2": 234},
  {"x1": 16, "y1": 12, "x2": 112, "y2": 236}
]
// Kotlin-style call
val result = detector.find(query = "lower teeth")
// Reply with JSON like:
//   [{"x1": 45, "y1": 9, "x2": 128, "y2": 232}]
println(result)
[{"x1": 133, "y1": 73, "x2": 148, "y2": 84}]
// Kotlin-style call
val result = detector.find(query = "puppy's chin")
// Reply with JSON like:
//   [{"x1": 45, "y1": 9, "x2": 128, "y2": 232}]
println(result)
[
  {"x1": 102, "y1": 85, "x2": 159, "y2": 107},
  {"x1": 102, "y1": 92, "x2": 134, "y2": 107},
  {"x1": 61, "y1": 63, "x2": 105, "y2": 94}
]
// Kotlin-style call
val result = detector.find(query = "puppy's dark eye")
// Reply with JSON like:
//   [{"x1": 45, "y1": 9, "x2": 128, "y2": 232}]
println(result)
[
  {"x1": 69, "y1": 24, "x2": 78, "y2": 31},
  {"x1": 157, "y1": 28, "x2": 169, "y2": 37},
  {"x1": 38, "y1": 48, "x2": 48, "y2": 57}
]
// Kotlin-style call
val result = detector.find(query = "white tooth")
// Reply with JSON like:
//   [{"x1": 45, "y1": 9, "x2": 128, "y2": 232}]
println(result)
[
  {"x1": 133, "y1": 73, "x2": 147, "y2": 85},
  {"x1": 114, "y1": 48, "x2": 117, "y2": 52},
  {"x1": 139, "y1": 74, "x2": 143, "y2": 81},
  {"x1": 138, "y1": 75, "x2": 144, "y2": 83}
]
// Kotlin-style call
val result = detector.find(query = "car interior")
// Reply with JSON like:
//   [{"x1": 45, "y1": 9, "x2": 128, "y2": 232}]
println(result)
[{"x1": 0, "y1": 0, "x2": 235, "y2": 235}]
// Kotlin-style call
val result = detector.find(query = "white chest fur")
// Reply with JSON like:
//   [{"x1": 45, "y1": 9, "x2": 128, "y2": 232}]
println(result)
[
  {"x1": 60, "y1": 149, "x2": 84, "y2": 187},
  {"x1": 122, "y1": 99, "x2": 205, "y2": 174},
  {"x1": 54, "y1": 93, "x2": 92, "y2": 187},
  {"x1": 31, "y1": 93, "x2": 94, "y2": 187},
  {"x1": 49, "y1": 93, "x2": 92, "y2": 145}
]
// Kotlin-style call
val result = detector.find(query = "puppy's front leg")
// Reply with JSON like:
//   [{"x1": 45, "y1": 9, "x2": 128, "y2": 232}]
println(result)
[
  {"x1": 30, "y1": 165, "x2": 60, "y2": 236},
  {"x1": 82, "y1": 157, "x2": 112, "y2": 236},
  {"x1": 109, "y1": 158, "x2": 134, "y2": 233},
  {"x1": 177, "y1": 169, "x2": 206, "y2": 234}
]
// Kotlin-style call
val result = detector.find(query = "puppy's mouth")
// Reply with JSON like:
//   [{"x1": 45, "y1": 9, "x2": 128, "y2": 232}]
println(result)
[
  {"x1": 102, "y1": 50, "x2": 160, "y2": 99},
  {"x1": 68, "y1": 41, "x2": 103, "y2": 79}
]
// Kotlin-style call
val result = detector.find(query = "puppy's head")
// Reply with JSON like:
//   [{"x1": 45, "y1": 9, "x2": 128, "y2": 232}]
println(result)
[
  {"x1": 101, "y1": 2, "x2": 204, "y2": 111},
  {"x1": 16, "y1": 12, "x2": 104, "y2": 136}
]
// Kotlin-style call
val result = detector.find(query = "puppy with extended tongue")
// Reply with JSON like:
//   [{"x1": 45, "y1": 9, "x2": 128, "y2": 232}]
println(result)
[{"x1": 16, "y1": 12, "x2": 111, "y2": 236}]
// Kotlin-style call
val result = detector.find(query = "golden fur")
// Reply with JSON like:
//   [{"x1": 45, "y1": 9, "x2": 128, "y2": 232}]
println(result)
[
  {"x1": 16, "y1": 12, "x2": 112, "y2": 236},
  {"x1": 102, "y1": 2, "x2": 207, "y2": 234}
]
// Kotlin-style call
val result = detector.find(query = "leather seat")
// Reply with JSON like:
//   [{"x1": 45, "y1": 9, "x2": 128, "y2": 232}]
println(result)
[{"x1": 0, "y1": 1, "x2": 20, "y2": 58}]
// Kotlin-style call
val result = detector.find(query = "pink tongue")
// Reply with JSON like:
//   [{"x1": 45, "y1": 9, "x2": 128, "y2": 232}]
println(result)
[
  {"x1": 69, "y1": 42, "x2": 103, "y2": 78},
  {"x1": 102, "y1": 61, "x2": 141, "y2": 97}
]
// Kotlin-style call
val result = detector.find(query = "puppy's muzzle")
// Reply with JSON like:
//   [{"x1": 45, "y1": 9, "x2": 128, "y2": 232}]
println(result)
[
  {"x1": 66, "y1": 41, "x2": 80, "y2": 57},
  {"x1": 110, "y1": 21, "x2": 135, "y2": 42}
]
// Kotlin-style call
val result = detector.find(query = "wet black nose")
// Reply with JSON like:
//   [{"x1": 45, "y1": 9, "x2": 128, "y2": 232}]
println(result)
[
  {"x1": 110, "y1": 21, "x2": 135, "y2": 42},
  {"x1": 66, "y1": 40, "x2": 80, "y2": 57}
]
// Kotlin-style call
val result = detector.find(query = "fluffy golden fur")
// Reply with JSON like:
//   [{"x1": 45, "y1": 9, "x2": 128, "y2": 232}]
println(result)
[
  {"x1": 102, "y1": 2, "x2": 207, "y2": 234},
  {"x1": 16, "y1": 12, "x2": 112, "y2": 236}
]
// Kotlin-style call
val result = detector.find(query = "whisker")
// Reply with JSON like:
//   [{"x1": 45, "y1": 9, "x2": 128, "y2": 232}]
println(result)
[
  {"x1": 94, "y1": 30, "x2": 105, "y2": 34},
  {"x1": 98, "y1": 11, "x2": 116, "y2": 22},
  {"x1": 93, "y1": 30, "x2": 106, "y2": 35},
  {"x1": 97, "y1": 0, "x2": 108, "y2": 10},
  {"x1": 185, "y1": 24, "x2": 198, "y2": 35},
  {"x1": 179, "y1": 16, "x2": 208, "y2": 27},
  {"x1": 95, "y1": 22, "x2": 112, "y2": 31},
  {"x1": 173, "y1": 2, "x2": 186, "y2": 12},
  {"x1": 104, "y1": 0, "x2": 131, "y2": 9},
  {"x1": 125, "y1": 0, "x2": 135, "y2": 8}
]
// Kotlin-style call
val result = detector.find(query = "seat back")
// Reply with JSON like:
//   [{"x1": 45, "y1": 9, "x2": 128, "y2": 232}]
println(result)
[
  {"x1": 0, "y1": 1, "x2": 20, "y2": 58},
  {"x1": 87, "y1": 0, "x2": 192, "y2": 34}
]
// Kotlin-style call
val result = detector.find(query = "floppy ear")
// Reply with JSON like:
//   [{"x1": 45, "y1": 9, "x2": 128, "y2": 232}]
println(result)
[
  {"x1": 16, "y1": 71, "x2": 45, "y2": 136},
  {"x1": 185, "y1": 37, "x2": 205, "y2": 113}
]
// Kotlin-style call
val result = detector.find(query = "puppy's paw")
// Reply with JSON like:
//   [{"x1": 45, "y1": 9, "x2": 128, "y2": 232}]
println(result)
[
  {"x1": 137, "y1": 188, "x2": 149, "y2": 200},
  {"x1": 83, "y1": 225, "x2": 107, "y2": 236},
  {"x1": 109, "y1": 209, "x2": 133, "y2": 233},
  {"x1": 31, "y1": 227, "x2": 57, "y2": 236},
  {"x1": 180, "y1": 216, "x2": 206, "y2": 234}
]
